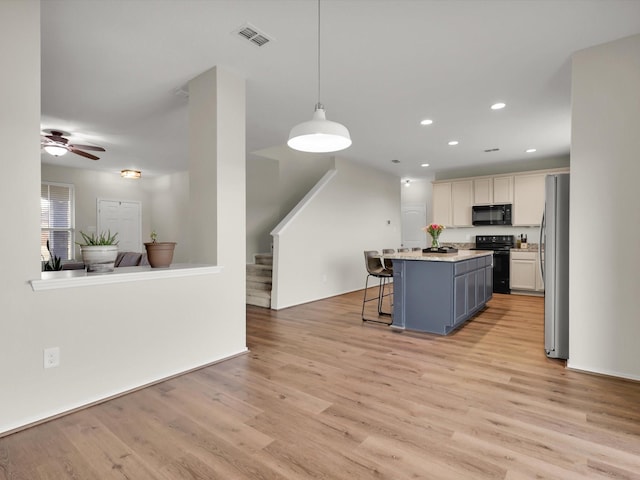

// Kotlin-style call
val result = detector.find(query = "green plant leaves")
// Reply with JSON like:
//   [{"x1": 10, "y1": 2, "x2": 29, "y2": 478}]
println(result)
[{"x1": 77, "y1": 230, "x2": 119, "y2": 246}]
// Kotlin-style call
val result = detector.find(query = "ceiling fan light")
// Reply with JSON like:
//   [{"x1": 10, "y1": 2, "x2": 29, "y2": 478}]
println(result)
[
  {"x1": 43, "y1": 145, "x2": 68, "y2": 156},
  {"x1": 287, "y1": 105, "x2": 352, "y2": 153},
  {"x1": 121, "y1": 169, "x2": 141, "y2": 179}
]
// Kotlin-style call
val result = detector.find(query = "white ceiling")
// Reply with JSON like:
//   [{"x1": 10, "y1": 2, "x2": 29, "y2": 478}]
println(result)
[{"x1": 41, "y1": 0, "x2": 640, "y2": 179}]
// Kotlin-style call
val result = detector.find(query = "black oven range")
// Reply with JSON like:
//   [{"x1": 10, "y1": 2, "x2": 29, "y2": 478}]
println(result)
[{"x1": 471, "y1": 235, "x2": 515, "y2": 294}]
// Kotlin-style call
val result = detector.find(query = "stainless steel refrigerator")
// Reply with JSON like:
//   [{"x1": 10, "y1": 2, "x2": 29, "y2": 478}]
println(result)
[{"x1": 540, "y1": 173, "x2": 570, "y2": 359}]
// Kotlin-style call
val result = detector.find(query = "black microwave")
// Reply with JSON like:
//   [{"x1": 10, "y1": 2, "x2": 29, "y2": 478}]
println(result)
[{"x1": 472, "y1": 204, "x2": 512, "y2": 225}]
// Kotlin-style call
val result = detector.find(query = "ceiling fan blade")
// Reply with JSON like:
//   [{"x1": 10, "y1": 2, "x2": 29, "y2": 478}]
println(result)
[
  {"x1": 69, "y1": 147, "x2": 100, "y2": 160},
  {"x1": 45, "y1": 134, "x2": 68, "y2": 145},
  {"x1": 68, "y1": 143, "x2": 106, "y2": 152}
]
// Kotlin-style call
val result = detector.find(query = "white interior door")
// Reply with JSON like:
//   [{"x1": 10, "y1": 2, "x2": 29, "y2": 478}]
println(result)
[
  {"x1": 97, "y1": 199, "x2": 142, "y2": 252},
  {"x1": 401, "y1": 204, "x2": 427, "y2": 248}
]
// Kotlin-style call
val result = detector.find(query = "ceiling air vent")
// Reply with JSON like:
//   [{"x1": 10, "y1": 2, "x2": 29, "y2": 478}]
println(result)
[
  {"x1": 235, "y1": 23, "x2": 273, "y2": 47},
  {"x1": 484, "y1": 148, "x2": 500, "y2": 153}
]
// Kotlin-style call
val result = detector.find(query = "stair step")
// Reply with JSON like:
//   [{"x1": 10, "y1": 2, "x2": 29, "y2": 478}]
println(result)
[
  {"x1": 247, "y1": 295, "x2": 271, "y2": 308},
  {"x1": 247, "y1": 263, "x2": 272, "y2": 275},
  {"x1": 255, "y1": 253, "x2": 273, "y2": 266},
  {"x1": 246, "y1": 257, "x2": 272, "y2": 308},
  {"x1": 247, "y1": 288, "x2": 271, "y2": 308},
  {"x1": 247, "y1": 288, "x2": 271, "y2": 299},
  {"x1": 247, "y1": 280, "x2": 271, "y2": 291}
]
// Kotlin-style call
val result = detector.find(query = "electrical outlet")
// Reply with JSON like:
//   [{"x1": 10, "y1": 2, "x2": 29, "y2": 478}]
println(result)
[{"x1": 44, "y1": 347, "x2": 60, "y2": 369}]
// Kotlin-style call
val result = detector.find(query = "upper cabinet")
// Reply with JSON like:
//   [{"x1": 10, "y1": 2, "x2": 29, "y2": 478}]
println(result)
[
  {"x1": 452, "y1": 180, "x2": 473, "y2": 226},
  {"x1": 493, "y1": 176, "x2": 514, "y2": 204},
  {"x1": 432, "y1": 180, "x2": 473, "y2": 227},
  {"x1": 433, "y1": 168, "x2": 567, "y2": 228},
  {"x1": 433, "y1": 182, "x2": 452, "y2": 226},
  {"x1": 513, "y1": 173, "x2": 546, "y2": 226},
  {"x1": 473, "y1": 175, "x2": 513, "y2": 205},
  {"x1": 473, "y1": 178, "x2": 492, "y2": 205}
]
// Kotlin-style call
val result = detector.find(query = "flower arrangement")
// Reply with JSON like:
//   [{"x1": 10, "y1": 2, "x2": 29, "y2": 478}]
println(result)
[{"x1": 422, "y1": 223, "x2": 445, "y2": 248}]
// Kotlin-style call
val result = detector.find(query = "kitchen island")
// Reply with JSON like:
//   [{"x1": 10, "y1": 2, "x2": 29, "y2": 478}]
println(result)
[{"x1": 382, "y1": 250, "x2": 493, "y2": 335}]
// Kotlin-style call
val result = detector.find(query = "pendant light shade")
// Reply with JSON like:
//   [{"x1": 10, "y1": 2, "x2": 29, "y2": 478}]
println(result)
[
  {"x1": 288, "y1": 103, "x2": 352, "y2": 153},
  {"x1": 287, "y1": 0, "x2": 351, "y2": 153}
]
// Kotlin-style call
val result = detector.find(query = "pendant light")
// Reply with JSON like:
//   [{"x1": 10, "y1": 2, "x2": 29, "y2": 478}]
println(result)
[{"x1": 287, "y1": 0, "x2": 351, "y2": 153}]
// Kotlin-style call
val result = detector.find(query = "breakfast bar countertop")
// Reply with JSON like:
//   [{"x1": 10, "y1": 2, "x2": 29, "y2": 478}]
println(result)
[{"x1": 379, "y1": 249, "x2": 493, "y2": 263}]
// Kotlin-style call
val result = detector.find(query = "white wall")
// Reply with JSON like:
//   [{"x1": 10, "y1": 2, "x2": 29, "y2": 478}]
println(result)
[
  {"x1": 271, "y1": 157, "x2": 401, "y2": 309},
  {"x1": 278, "y1": 154, "x2": 334, "y2": 217},
  {"x1": 149, "y1": 171, "x2": 190, "y2": 263},
  {"x1": 0, "y1": 5, "x2": 246, "y2": 435},
  {"x1": 402, "y1": 177, "x2": 433, "y2": 209},
  {"x1": 245, "y1": 149, "x2": 334, "y2": 263},
  {"x1": 569, "y1": 33, "x2": 640, "y2": 380},
  {"x1": 435, "y1": 155, "x2": 570, "y2": 181},
  {"x1": 246, "y1": 155, "x2": 280, "y2": 261}
]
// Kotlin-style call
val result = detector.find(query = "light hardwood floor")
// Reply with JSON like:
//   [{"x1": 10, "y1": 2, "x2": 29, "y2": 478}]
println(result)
[{"x1": 2, "y1": 291, "x2": 640, "y2": 479}]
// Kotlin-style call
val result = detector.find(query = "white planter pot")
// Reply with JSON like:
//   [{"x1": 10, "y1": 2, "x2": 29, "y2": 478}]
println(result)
[{"x1": 80, "y1": 245, "x2": 119, "y2": 273}]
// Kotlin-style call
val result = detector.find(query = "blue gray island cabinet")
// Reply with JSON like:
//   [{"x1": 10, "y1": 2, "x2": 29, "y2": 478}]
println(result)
[{"x1": 384, "y1": 250, "x2": 494, "y2": 335}]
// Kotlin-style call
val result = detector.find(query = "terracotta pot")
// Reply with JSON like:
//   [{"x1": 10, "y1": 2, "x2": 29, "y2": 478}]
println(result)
[
  {"x1": 144, "y1": 242, "x2": 176, "y2": 268},
  {"x1": 80, "y1": 245, "x2": 119, "y2": 272}
]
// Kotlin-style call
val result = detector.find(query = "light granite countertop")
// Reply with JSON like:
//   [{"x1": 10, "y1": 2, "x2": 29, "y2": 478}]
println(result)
[{"x1": 379, "y1": 249, "x2": 493, "y2": 263}]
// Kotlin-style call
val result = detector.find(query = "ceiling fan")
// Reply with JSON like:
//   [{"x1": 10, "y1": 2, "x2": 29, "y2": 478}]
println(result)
[{"x1": 41, "y1": 129, "x2": 106, "y2": 160}]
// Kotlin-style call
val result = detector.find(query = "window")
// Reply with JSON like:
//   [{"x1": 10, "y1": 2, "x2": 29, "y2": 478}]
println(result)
[{"x1": 41, "y1": 182, "x2": 75, "y2": 261}]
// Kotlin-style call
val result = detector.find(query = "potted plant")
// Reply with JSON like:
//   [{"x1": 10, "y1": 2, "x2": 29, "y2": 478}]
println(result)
[
  {"x1": 42, "y1": 240, "x2": 62, "y2": 271},
  {"x1": 144, "y1": 230, "x2": 176, "y2": 268},
  {"x1": 77, "y1": 230, "x2": 119, "y2": 272}
]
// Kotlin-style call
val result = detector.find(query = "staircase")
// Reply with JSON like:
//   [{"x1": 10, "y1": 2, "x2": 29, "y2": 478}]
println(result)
[{"x1": 246, "y1": 253, "x2": 272, "y2": 308}]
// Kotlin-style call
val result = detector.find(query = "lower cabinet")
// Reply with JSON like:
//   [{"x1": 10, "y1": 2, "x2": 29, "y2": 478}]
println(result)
[
  {"x1": 453, "y1": 256, "x2": 492, "y2": 326},
  {"x1": 510, "y1": 250, "x2": 544, "y2": 294},
  {"x1": 392, "y1": 255, "x2": 493, "y2": 335}
]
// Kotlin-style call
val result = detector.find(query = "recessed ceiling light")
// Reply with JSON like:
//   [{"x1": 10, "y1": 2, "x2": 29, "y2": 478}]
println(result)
[
  {"x1": 491, "y1": 102, "x2": 506, "y2": 110},
  {"x1": 420, "y1": 119, "x2": 433, "y2": 125},
  {"x1": 448, "y1": 140, "x2": 459, "y2": 146},
  {"x1": 421, "y1": 163, "x2": 430, "y2": 167},
  {"x1": 525, "y1": 148, "x2": 537, "y2": 153}
]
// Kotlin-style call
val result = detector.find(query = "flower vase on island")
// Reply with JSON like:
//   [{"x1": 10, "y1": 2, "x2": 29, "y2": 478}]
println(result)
[{"x1": 422, "y1": 223, "x2": 445, "y2": 251}]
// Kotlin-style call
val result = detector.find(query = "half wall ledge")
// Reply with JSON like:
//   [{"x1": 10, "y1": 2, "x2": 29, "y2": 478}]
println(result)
[{"x1": 30, "y1": 264, "x2": 224, "y2": 291}]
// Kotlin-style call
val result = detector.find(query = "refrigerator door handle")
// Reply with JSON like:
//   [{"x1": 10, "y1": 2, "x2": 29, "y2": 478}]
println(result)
[{"x1": 539, "y1": 209, "x2": 545, "y2": 286}]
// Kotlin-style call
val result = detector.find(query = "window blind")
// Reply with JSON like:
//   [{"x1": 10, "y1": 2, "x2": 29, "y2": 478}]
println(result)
[{"x1": 41, "y1": 182, "x2": 75, "y2": 261}]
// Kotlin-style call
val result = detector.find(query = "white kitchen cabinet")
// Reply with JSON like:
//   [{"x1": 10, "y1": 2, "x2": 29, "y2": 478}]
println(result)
[
  {"x1": 432, "y1": 180, "x2": 473, "y2": 227},
  {"x1": 513, "y1": 173, "x2": 546, "y2": 225},
  {"x1": 473, "y1": 175, "x2": 513, "y2": 205},
  {"x1": 451, "y1": 180, "x2": 473, "y2": 226},
  {"x1": 434, "y1": 168, "x2": 566, "y2": 228},
  {"x1": 511, "y1": 250, "x2": 544, "y2": 293},
  {"x1": 432, "y1": 182, "x2": 452, "y2": 226},
  {"x1": 473, "y1": 178, "x2": 492, "y2": 205},
  {"x1": 493, "y1": 175, "x2": 514, "y2": 203}
]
